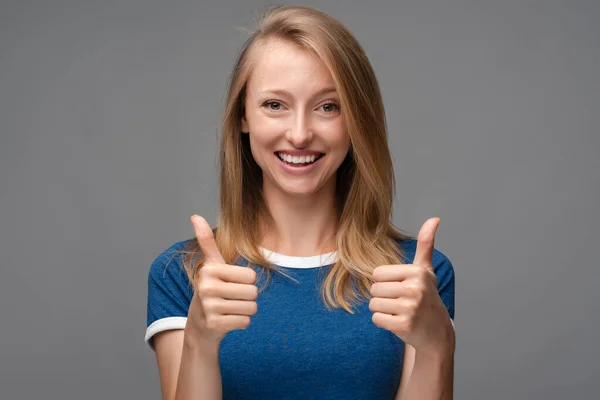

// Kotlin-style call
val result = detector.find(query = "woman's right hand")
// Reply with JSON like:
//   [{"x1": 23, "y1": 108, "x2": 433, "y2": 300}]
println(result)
[{"x1": 185, "y1": 214, "x2": 258, "y2": 345}]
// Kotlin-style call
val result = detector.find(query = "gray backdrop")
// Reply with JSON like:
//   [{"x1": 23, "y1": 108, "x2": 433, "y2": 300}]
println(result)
[{"x1": 1, "y1": 0, "x2": 598, "y2": 399}]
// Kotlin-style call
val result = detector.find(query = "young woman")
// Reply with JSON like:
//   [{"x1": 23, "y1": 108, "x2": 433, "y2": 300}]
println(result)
[{"x1": 145, "y1": 5, "x2": 455, "y2": 400}]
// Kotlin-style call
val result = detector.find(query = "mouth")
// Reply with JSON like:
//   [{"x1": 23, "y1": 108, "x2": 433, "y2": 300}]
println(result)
[{"x1": 274, "y1": 152, "x2": 326, "y2": 166}]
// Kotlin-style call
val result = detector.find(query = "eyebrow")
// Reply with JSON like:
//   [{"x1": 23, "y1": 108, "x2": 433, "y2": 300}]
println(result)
[{"x1": 258, "y1": 87, "x2": 338, "y2": 99}]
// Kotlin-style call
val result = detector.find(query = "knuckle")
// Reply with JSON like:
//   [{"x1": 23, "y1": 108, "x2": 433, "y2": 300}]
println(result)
[
  {"x1": 202, "y1": 263, "x2": 218, "y2": 275},
  {"x1": 202, "y1": 297, "x2": 220, "y2": 312},
  {"x1": 197, "y1": 281, "x2": 217, "y2": 297},
  {"x1": 196, "y1": 270, "x2": 208, "y2": 282},
  {"x1": 196, "y1": 284, "x2": 207, "y2": 297},
  {"x1": 200, "y1": 296, "x2": 213, "y2": 308},
  {"x1": 205, "y1": 315, "x2": 220, "y2": 330},
  {"x1": 195, "y1": 286, "x2": 205, "y2": 298},
  {"x1": 409, "y1": 281, "x2": 425, "y2": 294},
  {"x1": 407, "y1": 298, "x2": 419, "y2": 311},
  {"x1": 408, "y1": 284, "x2": 423, "y2": 300},
  {"x1": 400, "y1": 315, "x2": 413, "y2": 332}
]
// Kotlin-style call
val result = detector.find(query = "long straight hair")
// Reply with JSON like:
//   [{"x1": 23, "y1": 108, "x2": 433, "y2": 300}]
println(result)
[{"x1": 180, "y1": 5, "x2": 414, "y2": 313}]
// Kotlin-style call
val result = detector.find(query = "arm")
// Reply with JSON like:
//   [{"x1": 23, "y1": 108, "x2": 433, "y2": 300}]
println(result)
[
  {"x1": 148, "y1": 216, "x2": 257, "y2": 400},
  {"x1": 154, "y1": 329, "x2": 223, "y2": 400},
  {"x1": 395, "y1": 222, "x2": 456, "y2": 399},
  {"x1": 395, "y1": 322, "x2": 455, "y2": 400},
  {"x1": 395, "y1": 344, "x2": 415, "y2": 399}
]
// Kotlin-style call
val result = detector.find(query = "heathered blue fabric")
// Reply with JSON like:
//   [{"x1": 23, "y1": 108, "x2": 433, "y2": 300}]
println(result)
[{"x1": 146, "y1": 237, "x2": 455, "y2": 400}]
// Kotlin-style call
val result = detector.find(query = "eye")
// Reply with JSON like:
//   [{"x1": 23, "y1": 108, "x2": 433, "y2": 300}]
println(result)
[
  {"x1": 319, "y1": 102, "x2": 340, "y2": 113},
  {"x1": 262, "y1": 100, "x2": 285, "y2": 111}
]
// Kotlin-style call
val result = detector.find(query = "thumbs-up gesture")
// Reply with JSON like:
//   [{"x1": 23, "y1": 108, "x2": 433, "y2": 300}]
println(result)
[
  {"x1": 369, "y1": 217, "x2": 454, "y2": 356},
  {"x1": 185, "y1": 215, "x2": 259, "y2": 345}
]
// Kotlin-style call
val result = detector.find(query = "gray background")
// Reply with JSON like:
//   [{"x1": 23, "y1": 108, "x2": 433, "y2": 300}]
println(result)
[{"x1": 1, "y1": 0, "x2": 598, "y2": 399}]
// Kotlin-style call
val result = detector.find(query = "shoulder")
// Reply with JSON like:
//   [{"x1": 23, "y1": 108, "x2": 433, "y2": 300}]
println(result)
[
  {"x1": 146, "y1": 238, "x2": 197, "y2": 350},
  {"x1": 151, "y1": 238, "x2": 195, "y2": 264},
  {"x1": 148, "y1": 238, "x2": 196, "y2": 283}
]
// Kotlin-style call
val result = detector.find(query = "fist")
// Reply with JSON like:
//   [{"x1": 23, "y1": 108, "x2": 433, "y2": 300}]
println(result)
[
  {"x1": 369, "y1": 217, "x2": 453, "y2": 355},
  {"x1": 186, "y1": 215, "x2": 259, "y2": 344}
]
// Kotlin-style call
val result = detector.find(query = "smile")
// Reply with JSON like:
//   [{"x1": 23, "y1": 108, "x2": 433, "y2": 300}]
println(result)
[
  {"x1": 274, "y1": 152, "x2": 326, "y2": 174},
  {"x1": 275, "y1": 152, "x2": 325, "y2": 165}
]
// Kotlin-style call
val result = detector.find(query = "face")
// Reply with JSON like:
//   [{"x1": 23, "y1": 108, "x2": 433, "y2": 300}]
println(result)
[{"x1": 241, "y1": 37, "x2": 351, "y2": 198}]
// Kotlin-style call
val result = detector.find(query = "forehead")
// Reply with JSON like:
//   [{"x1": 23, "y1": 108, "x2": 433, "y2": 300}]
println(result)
[{"x1": 246, "y1": 37, "x2": 335, "y2": 95}]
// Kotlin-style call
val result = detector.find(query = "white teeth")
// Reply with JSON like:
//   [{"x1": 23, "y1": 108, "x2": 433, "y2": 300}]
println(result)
[{"x1": 277, "y1": 153, "x2": 318, "y2": 164}]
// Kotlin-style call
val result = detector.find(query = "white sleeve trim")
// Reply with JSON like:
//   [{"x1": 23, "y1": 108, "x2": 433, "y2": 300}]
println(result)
[
  {"x1": 145, "y1": 316, "x2": 188, "y2": 351},
  {"x1": 144, "y1": 316, "x2": 454, "y2": 350}
]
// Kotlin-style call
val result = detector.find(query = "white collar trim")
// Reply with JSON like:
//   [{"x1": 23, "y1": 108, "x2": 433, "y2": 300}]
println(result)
[{"x1": 259, "y1": 247, "x2": 338, "y2": 268}]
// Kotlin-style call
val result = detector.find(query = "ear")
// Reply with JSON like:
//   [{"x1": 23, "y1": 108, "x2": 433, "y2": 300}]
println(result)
[{"x1": 241, "y1": 115, "x2": 249, "y2": 134}]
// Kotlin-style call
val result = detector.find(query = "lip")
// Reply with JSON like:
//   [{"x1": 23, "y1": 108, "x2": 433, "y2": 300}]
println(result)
[
  {"x1": 275, "y1": 150, "x2": 324, "y2": 156},
  {"x1": 274, "y1": 152, "x2": 325, "y2": 175}
]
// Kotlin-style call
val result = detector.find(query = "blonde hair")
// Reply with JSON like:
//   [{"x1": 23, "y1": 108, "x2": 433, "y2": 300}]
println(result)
[{"x1": 180, "y1": 5, "x2": 414, "y2": 313}]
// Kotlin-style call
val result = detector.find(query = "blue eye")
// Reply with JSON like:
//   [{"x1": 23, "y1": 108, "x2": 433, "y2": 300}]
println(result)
[
  {"x1": 263, "y1": 101, "x2": 283, "y2": 110},
  {"x1": 321, "y1": 102, "x2": 339, "y2": 113}
]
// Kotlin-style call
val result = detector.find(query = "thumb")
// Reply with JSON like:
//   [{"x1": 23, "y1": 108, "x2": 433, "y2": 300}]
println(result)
[
  {"x1": 413, "y1": 217, "x2": 440, "y2": 274},
  {"x1": 191, "y1": 215, "x2": 225, "y2": 264}
]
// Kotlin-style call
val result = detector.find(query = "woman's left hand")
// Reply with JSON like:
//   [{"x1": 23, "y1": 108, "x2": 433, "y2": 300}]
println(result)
[{"x1": 369, "y1": 217, "x2": 454, "y2": 358}]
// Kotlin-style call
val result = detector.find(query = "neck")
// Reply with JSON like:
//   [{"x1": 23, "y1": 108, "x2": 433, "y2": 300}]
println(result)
[{"x1": 259, "y1": 179, "x2": 338, "y2": 257}]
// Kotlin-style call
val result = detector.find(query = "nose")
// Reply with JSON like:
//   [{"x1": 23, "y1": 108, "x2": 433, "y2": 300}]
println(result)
[{"x1": 285, "y1": 111, "x2": 313, "y2": 148}]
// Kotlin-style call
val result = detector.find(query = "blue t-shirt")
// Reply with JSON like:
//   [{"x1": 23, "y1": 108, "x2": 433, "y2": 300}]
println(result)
[{"x1": 146, "y1": 237, "x2": 455, "y2": 400}]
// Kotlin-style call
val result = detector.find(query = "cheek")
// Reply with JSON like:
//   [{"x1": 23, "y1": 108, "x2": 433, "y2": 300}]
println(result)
[
  {"x1": 246, "y1": 109, "x2": 287, "y2": 140},
  {"x1": 319, "y1": 119, "x2": 350, "y2": 153},
  {"x1": 247, "y1": 122, "x2": 280, "y2": 168}
]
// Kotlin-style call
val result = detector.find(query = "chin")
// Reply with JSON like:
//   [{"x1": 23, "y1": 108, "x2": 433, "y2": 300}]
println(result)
[
  {"x1": 279, "y1": 184, "x2": 320, "y2": 197},
  {"x1": 268, "y1": 178, "x2": 322, "y2": 196}
]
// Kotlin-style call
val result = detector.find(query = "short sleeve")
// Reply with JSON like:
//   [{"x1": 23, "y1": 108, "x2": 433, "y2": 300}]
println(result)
[
  {"x1": 432, "y1": 249, "x2": 456, "y2": 324},
  {"x1": 145, "y1": 241, "x2": 194, "y2": 351}
]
